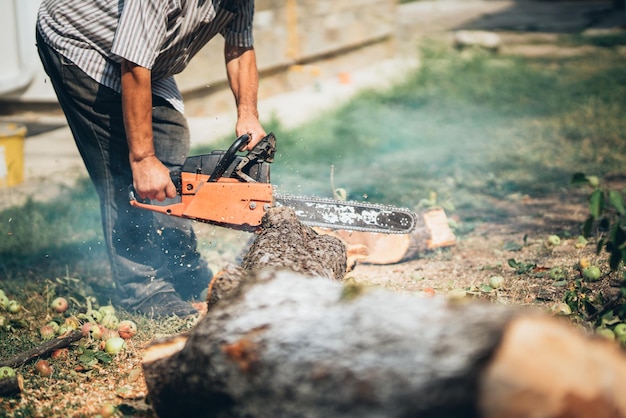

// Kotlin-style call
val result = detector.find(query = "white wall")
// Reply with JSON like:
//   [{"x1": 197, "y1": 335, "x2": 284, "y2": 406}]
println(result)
[{"x1": 0, "y1": 0, "x2": 55, "y2": 101}]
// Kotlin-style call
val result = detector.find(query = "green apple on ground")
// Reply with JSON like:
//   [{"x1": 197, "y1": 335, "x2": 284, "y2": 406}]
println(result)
[{"x1": 582, "y1": 266, "x2": 601, "y2": 281}]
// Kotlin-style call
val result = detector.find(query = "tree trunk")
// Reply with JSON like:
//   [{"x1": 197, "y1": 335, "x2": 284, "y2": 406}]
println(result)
[
  {"x1": 142, "y1": 207, "x2": 626, "y2": 418},
  {"x1": 205, "y1": 206, "x2": 346, "y2": 308}
]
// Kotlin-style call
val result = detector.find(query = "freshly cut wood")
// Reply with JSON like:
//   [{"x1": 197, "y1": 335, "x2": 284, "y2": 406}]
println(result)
[
  {"x1": 316, "y1": 207, "x2": 456, "y2": 265},
  {"x1": 480, "y1": 316, "x2": 626, "y2": 418},
  {"x1": 0, "y1": 374, "x2": 23, "y2": 397},
  {"x1": 0, "y1": 330, "x2": 83, "y2": 368}
]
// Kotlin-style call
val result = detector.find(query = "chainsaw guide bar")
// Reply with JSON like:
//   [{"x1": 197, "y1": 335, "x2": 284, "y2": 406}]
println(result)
[{"x1": 274, "y1": 194, "x2": 417, "y2": 234}]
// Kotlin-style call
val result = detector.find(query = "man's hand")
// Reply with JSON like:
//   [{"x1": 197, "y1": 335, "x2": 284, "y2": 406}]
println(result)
[
  {"x1": 121, "y1": 59, "x2": 176, "y2": 201},
  {"x1": 131, "y1": 156, "x2": 177, "y2": 201},
  {"x1": 236, "y1": 116, "x2": 266, "y2": 150},
  {"x1": 225, "y1": 43, "x2": 266, "y2": 150}
]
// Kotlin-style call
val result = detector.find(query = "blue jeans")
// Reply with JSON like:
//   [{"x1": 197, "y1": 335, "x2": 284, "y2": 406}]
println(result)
[{"x1": 36, "y1": 31, "x2": 211, "y2": 309}]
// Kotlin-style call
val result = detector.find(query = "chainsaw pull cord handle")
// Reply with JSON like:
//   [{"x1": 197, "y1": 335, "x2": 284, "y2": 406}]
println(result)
[{"x1": 208, "y1": 134, "x2": 250, "y2": 182}]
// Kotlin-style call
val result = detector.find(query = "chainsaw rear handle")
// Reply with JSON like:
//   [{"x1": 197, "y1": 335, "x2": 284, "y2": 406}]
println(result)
[
  {"x1": 128, "y1": 169, "x2": 182, "y2": 204},
  {"x1": 128, "y1": 134, "x2": 251, "y2": 201},
  {"x1": 208, "y1": 134, "x2": 250, "y2": 182}
]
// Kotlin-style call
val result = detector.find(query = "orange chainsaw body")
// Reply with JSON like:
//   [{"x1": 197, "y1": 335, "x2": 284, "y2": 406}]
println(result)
[
  {"x1": 130, "y1": 171, "x2": 273, "y2": 231},
  {"x1": 130, "y1": 133, "x2": 276, "y2": 231}
]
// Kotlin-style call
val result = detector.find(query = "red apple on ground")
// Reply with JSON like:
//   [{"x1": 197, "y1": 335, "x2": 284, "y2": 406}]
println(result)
[
  {"x1": 117, "y1": 320, "x2": 137, "y2": 339},
  {"x1": 50, "y1": 297, "x2": 69, "y2": 313}
]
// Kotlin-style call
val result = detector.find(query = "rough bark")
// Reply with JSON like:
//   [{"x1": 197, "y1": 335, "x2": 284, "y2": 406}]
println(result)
[
  {"x1": 241, "y1": 206, "x2": 347, "y2": 280},
  {"x1": 0, "y1": 330, "x2": 83, "y2": 368},
  {"x1": 0, "y1": 375, "x2": 23, "y2": 397},
  {"x1": 145, "y1": 270, "x2": 515, "y2": 418},
  {"x1": 142, "y1": 207, "x2": 626, "y2": 418},
  {"x1": 206, "y1": 206, "x2": 347, "y2": 308}
]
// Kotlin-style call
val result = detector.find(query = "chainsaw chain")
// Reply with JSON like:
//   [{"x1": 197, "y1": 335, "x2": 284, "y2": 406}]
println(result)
[{"x1": 273, "y1": 193, "x2": 418, "y2": 234}]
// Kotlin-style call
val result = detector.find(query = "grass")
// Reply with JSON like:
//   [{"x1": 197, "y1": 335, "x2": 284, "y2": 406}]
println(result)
[
  {"x1": 1, "y1": 31, "x2": 626, "y2": 416},
  {"x1": 2, "y1": 32, "x2": 625, "y2": 298},
  {"x1": 4, "y1": 33, "x2": 626, "y2": 289},
  {"x1": 263, "y1": 38, "x2": 626, "y2": 218}
]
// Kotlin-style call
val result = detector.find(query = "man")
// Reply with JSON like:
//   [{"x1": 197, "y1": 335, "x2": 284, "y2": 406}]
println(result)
[{"x1": 36, "y1": 0, "x2": 266, "y2": 317}]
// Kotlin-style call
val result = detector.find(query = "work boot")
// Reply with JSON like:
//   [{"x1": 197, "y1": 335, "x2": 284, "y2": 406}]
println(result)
[
  {"x1": 172, "y1": 266, "x2": 213, "y2": 302},
  {"x1": 135, "y1": 291, "x2": 198, "y2": 318}
]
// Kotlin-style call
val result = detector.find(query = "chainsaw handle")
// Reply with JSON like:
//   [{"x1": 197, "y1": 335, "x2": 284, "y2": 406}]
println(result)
[
  {"x1": 208, "y1": 134, "x2": 250, "y2": 182},
  {"x1": 127, "y1": 170, "x2": 182, "y2": 203}
]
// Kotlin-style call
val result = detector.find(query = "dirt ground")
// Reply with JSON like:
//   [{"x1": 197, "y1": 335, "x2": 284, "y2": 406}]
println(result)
[
  {"x1": 196, "y1": 182, "x2": 609, "y2": 313},
  {"x1": 347, "y1": 189, "x2": 601, "y2": 305}
]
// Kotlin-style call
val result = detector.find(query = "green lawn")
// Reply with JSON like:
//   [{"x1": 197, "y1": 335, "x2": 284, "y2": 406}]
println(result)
[{"x1": 2, "y1": 32, "x2": 626, "y2": 286}]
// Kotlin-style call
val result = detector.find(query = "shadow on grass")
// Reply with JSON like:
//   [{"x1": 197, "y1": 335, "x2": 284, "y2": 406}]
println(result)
[{"x1": 3, "y1": 34, "x2": 626, "y2": 290}]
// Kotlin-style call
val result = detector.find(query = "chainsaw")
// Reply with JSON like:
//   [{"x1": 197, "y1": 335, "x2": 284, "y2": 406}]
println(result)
[{"x1": 129, "y1": 133, "x2": 417, "y2": 234}]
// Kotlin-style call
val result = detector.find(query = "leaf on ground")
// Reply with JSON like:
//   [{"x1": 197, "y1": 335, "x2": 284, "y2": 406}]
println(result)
[{"x1": 503, "y1": 241, "x2": 523, "y2": 251}]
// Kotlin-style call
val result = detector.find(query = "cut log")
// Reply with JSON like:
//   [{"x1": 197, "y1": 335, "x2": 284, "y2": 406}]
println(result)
[
  {"x1": 316, "y1": 207, "x2": 457, "y2": 265},
  {"x1": 145, "y1": 270, "x2": 513, "y2": 418},
  {"x1": 142, "y1": 207, "x2": 626, "y2": 418},
  {"x1": 0, "y1": 375, "x2": 23, "y2": 397}
]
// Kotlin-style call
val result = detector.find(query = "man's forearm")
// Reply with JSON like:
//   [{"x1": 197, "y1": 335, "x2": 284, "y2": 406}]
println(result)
[
  {"x1": 121, "y1": 60, "x2": 154, "y2": 162},
  {"x1": 224, "y1": 44, "x2": 266, "y2": 149},
  {"x1": 121, "y1": 60, "x2": 175, "y2": 201},
  {"x1": 225, "y1": 44, "x2": 259, "y2": 119}
]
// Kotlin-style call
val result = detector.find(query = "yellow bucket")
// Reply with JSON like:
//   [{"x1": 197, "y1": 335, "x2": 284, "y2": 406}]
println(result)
[{"x1": 0, "y1": 123, "x2": 27, "y2": 187}]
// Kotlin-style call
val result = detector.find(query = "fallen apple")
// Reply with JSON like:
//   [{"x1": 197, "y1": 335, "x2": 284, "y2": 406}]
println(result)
[
  {"x1": 63, "y1": 316, "x2": 80, "y2": 330},
  {"x1": 614, "y1": 323, "x2": 626, "y2": 338},
  {"x1": 546, "y1": 234, "x2": 561, "y2": 246},
  {"x1": 89, "y1": 309, "x2": 103, "y2": 323},
  {"x1": 46, "y1": 321, "x2": 60, "y2": 333},
  {"x1": 549, "y1": 302, "x2": 572, "y2": 316},
  {"x1": 57, "y1": 325, "x2": 71, "y2": 335},
  {"x1": 39, "y1": 325, "x2": 56, "y2": 341},
  {"x1": 582, "y1": 266, "x2": 601, "y2": 282},
  {"x1": 89, "y1": 324, "x2": 105, "y2": 340},
  {"x1": 7, "y1": 300, "x2": 21, "y2": 314},
  {"x1": 51, "y1": 348, "x2": 69, "y2": 359},
  {"x1": 99, "y1": 305, "x2": 116, "y2": 317},
  {"x1": 50, "y1": 297, "x2": 69, "y2": 313},
  {"x1": 34, "y1": 360, "x2": 53, "y2": 377},
  {"x1": 100, "y1": 314, "x2": 119, "y2": 329},
  {"x1": 82, "y1": 321, "x2": 95, "y2": 337},
  {"x1": 104, "y1": 337, "x2": 126, "y2": 355},
  {"x1": 0, "y1": 366, "x2": 15, "y2": 379},
  {"x1": 488, "y1": 275, "x2": 505, "y2": 289},
  {"x1": 0, "y1": 293, "x2": 8, "y2": 309},
  {"x1": 117, "y1": 320, "x2": 137, "y2": 339},
  {"x1": 579, "y1": 257, "x2": 591, "y2": 270}
]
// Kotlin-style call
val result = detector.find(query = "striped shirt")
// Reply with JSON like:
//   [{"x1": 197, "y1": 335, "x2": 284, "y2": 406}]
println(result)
[{"x1": 37, "y1": 0, "x2": 254, "y2": 113}]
